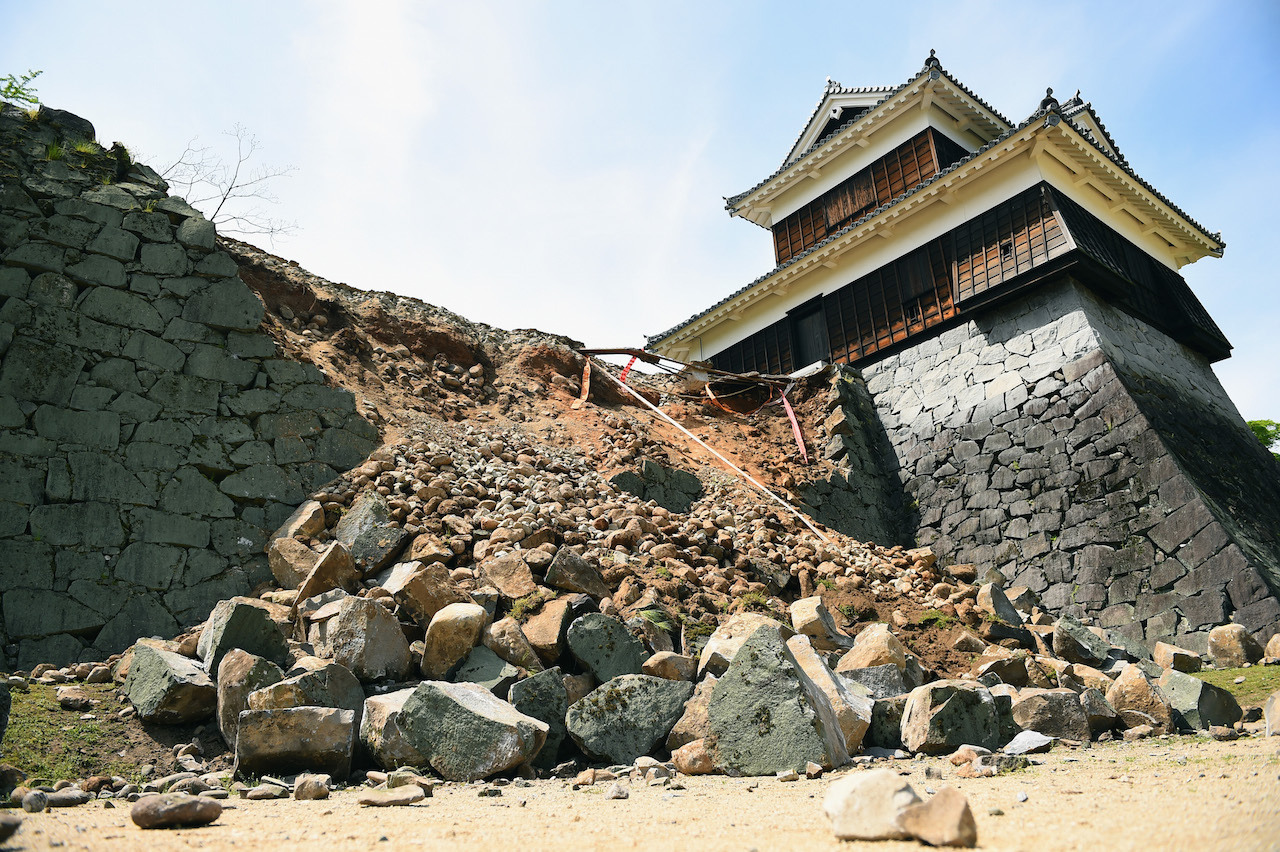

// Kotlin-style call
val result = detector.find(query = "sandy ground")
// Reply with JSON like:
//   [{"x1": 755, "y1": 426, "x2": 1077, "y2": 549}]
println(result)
[{"x1": 6, "y1": 735, "x2": 1279, "y2": 852}]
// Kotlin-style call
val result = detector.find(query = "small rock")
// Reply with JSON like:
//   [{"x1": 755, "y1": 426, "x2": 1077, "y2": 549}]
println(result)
[
  {"x1": 805, "y1": 761, "x2": 824, "y2": 780},
  {"x1": 357, "y1": 786, "x2": 425, "y2": 807},
  {"x1": 823, "y1": 768, "x2": 920, "y2": 841},
  {"x1": 1003, "y1": 730, "x2": 1054, "y2": 755},
  {"x1": 0, "y1": 813, "x2": 21, "y2": 844},
  {"x1": 245, "y1": 784, "x2": 289, "y2": 800},
  {"x1": 605, "y1": 782, "x2": 629, "y2": 800},
  {"x1": 46, "y1": 788, "x2": 91, "y2": 807},
  {"x1": 130, "y1": 794, "x2": 223, "y2": 829},
  {"x1": 294, "y1": 774, "x2": 331, "y2": 800},
  {"x1": 672, "y1": 739, "x2": 716, "y2": 776},
  {"x1": 776, "y1": 769, "x2": 799, "y2": 782},
  {"x1": 21, "y1": 790, "x2": 47, "y2": 813},
  {"x1": 57, "y1": 686, "x2": 92, "y2": 711},
  {"x1": 898, "y1": 786, "x2": 978, "y2": 848}
]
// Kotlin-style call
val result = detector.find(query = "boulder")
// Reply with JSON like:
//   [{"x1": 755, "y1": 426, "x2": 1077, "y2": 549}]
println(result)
[
  {"x1": 1003, "y1": 730, "x2": 1054, "y2": 755},
  {"x1": 294, "y1": 542, "x2": 362, "y2": 603},
  {"x1": 1105, "y1": 664, "x2": 1174, "y2": 733},
  {"x1": 130, "y1": 794, "x2": 222, "y2": 829},
  {"x1": 508, "y1": 667, "x2": 570, "y2": 770},
  {"x1": 976, "y1": 583, "x2": 1023, "y2": 626},
  {"x1": 671, "y1": 738, "x2": 715, "y2": 775},
  {"x1": 216, "y1": 650, "x2": 284, "y2": 748},
  {"x1": 1267, "y1": 633, "x2": 1280, "y2": 660},
  {"x1": 866, "y1": 695, "x2": 907, "y2": 750},
  {"x1": 544, "y1": 547, "x2": 611, "y2": 599},
  {"x1": 399, "y1": 681, "x2": 548, "y2": 781},
  {"x1": 267, "y1": 537, "x2": 318, "y2": 589},
  {"x1": 823, "y1": 768, "x2": 920, "y2": 841},
  {"x1": 666, "y1": 675, "x2": 716, "y2": 750},
  {"x1": 789, "y1": 596, "x2": 850, "y2": 651},
  {"x1": 477, "y1": 551, "x2": 539, "y2": 599},
  {"x1": 454, "y1": 645, "x2": 520, "y2": 698},
  {"x1": 322, "y1": 597, "x2": 412, "y2": 683},
  {"x1": 523, "y1": 597, "x2": 574, "y2": 665},
  {"x1": 421, "y1": 602, "x2": 488, "y2": 679},
  {"x1": 787, "y1": 634, "x2": 870, "y2": 755},
  {"x1": 566, "y1": 674, "x2": 693, "y2": 764},
  {"x1": 839, "y1": 663, "x2": 908, "y2": 699},
  {"x1": 697, "y1": 612, "x2": 793, "y2": 678},
  {"x1": 1153, "y1": 641, "x2": 1202, "y2": 673},
  {"x1": 294, "y1": 774, "x2": 331, "y2": 801},
  {"x1": 1010, "y1": 688, "x2": 1090, "y2": 741},
  {"x1": 1052, "y1": 615, "x2": 1111, "y2": 666},
  {"x1": 835, "y1": 623, "x2": 906, "y2": 674},
  {"x1": 334, "y1": 493, "x2": 410, "y2": 575},
  {"x1": 124, "y1": 645, "x2": 215, "y2": 724},
  {"x1": 899, "y1": 787, "x2": 978, "y2": 848},
  {"x1": 1157, "y1": 669, "x2": 1242, "y2": 731},
  {"x1": 270, "y1": 500, "x2": 326, "y2": 542},
  {"x1": 1079, "y1": 687, "x2": 1120, "y2": 734},
  {"x1": 482, "y1": 617, "x2": 544, "y2": 672},
  {"x1": 360, "y1": 687, "x2": 430, "y2": 771},
  {"x1": 1207, "y1": 624, "x2": 1263, "y2": 668},
  {"x1": 196, "y1": 598, "x2": 289, "y2": 676},
  {"x1": 900, "y1": 681, "x2": 1001, "y2": 754},
  {"x1": 247, "y1": 660, "x2": 365, "y2": 731},
  {"x1": 642, "y1": 651, "x2": 696, "y2": 681},
  {"x1": 566, "y1": 613, "x2": 646, "y2": 683},
  {"x1": 378, "y1": 560, "x2": 470, "y2": 628},
  {"x1": 233, "y1": 707, "x2": 356, "y2": 780},
  {"x1": 707, "y1": 624, "x2": 841, "y2": 775}
]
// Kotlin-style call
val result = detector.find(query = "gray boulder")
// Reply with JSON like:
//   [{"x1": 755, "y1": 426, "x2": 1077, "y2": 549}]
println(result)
[
  {"x1": 334, "y1": 493, "x2": 410, "y2": 575},
  {"x1": 566, "y1": 613, "x2": 646, "y2": 683},
  {"x1": 1010, "y1": 688, "x2": 1090, "y2": 741},
  {"x1": 544, "y1": 548, "x2": 611, "y2": 599},
  {"x1": 247, "y1": 660, "x2": 366, "y2": 731},
  {"x1": 900, "y1": 681, "x2": 1000, "y2": 754},
  {"x1": 509, "y1": 667, "x2": 570, "y2": 770},
  {"x1": 839, "y1": 663, "x2": 908, "y2": 700},
  {"x1": 323, "y1": 597, "x2": 411, "y2": 683},
  {"x1": 566, "y1": 674, "x2": 693, "y2": 764},
  {"x1": 196, "y1": 598, "x2": 289, "y2": 676},
  {"x1": 698, "y1": 612, "x2": 794, "y2": 678},
  {"x1": 454, "y1": 645, "x2": 520, "y2": 699},
  {"x1": 1158, "y1": 669, "x2": 1243, "y2": 731},
  {"x1": 216, "y1": 649, "x2": 284, "y2": 748},
  {"x1": 707, "y1": 624, "x2": 841, "y2": 775},
  {"x1": 124, "y1": 645, "x2": 216, "y2": 724},
  {"x1": 360, "y1": 687, "x2": 430, "y2": 771},
  {"x1": 399, "y1": 681, "x2": 548, "y2": 781},
  {"x1": 1052, "y1": 616, "x2": 1111, "y2": 666},
  {"x1": 234, "y1": 707, "x2": 355, "y2": 780},
  {"x1": 866, "y1": 695, "x2": 907, "y2": 750},
  {"x1": 1079, "y1": 687, "x2": 1120, "y2": 734}
]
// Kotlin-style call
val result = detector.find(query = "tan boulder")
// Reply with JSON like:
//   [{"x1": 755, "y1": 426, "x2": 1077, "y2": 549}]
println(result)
[
  {"x1": 267, "y1": 537, "x2": 318, "y2": 589},
  {"x1": 642, "y1": 651, "x2": 696, "y2": 681},
  {"x1": 787, "y1": 634, "x2": 871, "y2": 755},
  {"x1": 1207, "y1": 624, "x2": 1263, "y2": 668},
  {"x1": 269, "y1": 500, "x2": 326, "y2": 542},
  {"x1": 522, "y1": 597, "x2": 574, "y2": 665},
  {"x1": 666, "y1": 675, "x2": 716, "y2": 750},
  {"x1": 823, "y1": 768, "x2": 920, "y2": 841},
  {"x1": 898, "y1": 787, "x2": 978, "y2": 848},
  {"x1": 407, "y1": 533, "x2": 453, "y2": 565},
  {"x1": 482, "y1": 617, "x2": 544, "y2": 672},
  {"x1": 1153, "y1": 641, "x2": 1202, "y2": 673},
  {"x1": 1265, "y1": 633, "x2": 1280, "y2": 660},
  {"x1": 379, "y1": 561, "x2": 470, "y2": 629},
  {"x1": 421, "y1": 602, "x2": 488, "y2": 679},
  {"x1": 671, "y1": 738, "x2": 716, "y2": 775},
  {"x1": 477, "y1": 552, "x2": 539, "y2": 599},
  {"x1": 294, "y1": 542, "x2": 361, "y2": 604},
  {"x1": 836, "y1": 623, "x2": 906, "y2": 674},
  {"x1": 789, "y1": 596, "x2": 850, "y2": 652},
  {"x1": 1105, "y1": 664, "x2": 1173, "y2": 733}
]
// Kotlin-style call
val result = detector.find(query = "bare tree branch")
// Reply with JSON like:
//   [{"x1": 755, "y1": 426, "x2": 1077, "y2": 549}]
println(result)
[{"x1": 161, "y1": 124, "x2": 298, "y2": 242}]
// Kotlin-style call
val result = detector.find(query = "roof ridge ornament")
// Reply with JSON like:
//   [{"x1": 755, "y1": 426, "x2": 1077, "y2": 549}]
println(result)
[
  {"x1": 923, "y1": 49, "x2": 942, "y2": 79},
  {"x1": 1039, "y1": 87, "x2": 1061, "y2": 126}
]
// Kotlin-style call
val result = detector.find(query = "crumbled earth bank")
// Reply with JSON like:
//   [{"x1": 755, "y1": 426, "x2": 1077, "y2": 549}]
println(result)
[{"x1": 3, "y1": 238, "x2": 1280, "y2": 850}]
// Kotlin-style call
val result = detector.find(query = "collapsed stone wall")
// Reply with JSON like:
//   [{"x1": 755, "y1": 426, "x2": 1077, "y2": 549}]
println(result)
[
  {"x1": 857, "y1": 277, "x2": 1280, "y2": 652},
  {"x1": 0, "y1": 105, "x2": 378, "y2": 669}
]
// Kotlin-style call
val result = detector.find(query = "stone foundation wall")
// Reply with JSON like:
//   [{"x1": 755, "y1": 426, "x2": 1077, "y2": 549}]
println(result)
[
  {"x1": 859, "y1": 278, "x2": 1280, "y2": 651},
  {"x1": 0, "y1": 105, "x2": 377, "y2": 669}
]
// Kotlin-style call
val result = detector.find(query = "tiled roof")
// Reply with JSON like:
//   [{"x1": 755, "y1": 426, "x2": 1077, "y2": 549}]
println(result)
[
  {"x1": 651, "y1": 70, "x2": 1223, "y2": 351},
  {"x1": 729, "y1": 56, "x2": 1014, "y2": 210}
]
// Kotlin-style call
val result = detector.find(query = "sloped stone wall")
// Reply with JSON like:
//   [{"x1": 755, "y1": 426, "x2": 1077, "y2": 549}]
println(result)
[
  {"x1": 0, "y1": 105, "x2": 377, "y2": 669},
  {"x1": 859, "y1": 278, "x2": 1280, "y2": 652}
]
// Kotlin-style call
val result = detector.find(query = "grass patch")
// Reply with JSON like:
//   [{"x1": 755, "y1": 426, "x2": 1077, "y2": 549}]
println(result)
[
  {"x1": 638, "y1": 608, "x2": 675, "y2": 634},
  {"x1": 917, "y1": 608, "x2": 956, "y2": 629},
  {"x1": 737, "y1": 591, "x2": 774, "y2": 614},
  {"x1": 45, "y1": 141, "x2": 64, "y2": 161},
  {"x1": 1194, "y1": 665, "x2": 1280, "y2": 707},
  {"x1": 1, "y1": 683, "x2": 137, "y2": 782},
  {"x1": 508, "y1": 590, "x2": 548, "y2": 623}
]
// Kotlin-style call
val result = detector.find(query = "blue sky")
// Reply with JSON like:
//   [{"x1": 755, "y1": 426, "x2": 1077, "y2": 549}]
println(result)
[{"x1": 5, "y1": 1, "x2": 1278, "y2": 420}]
